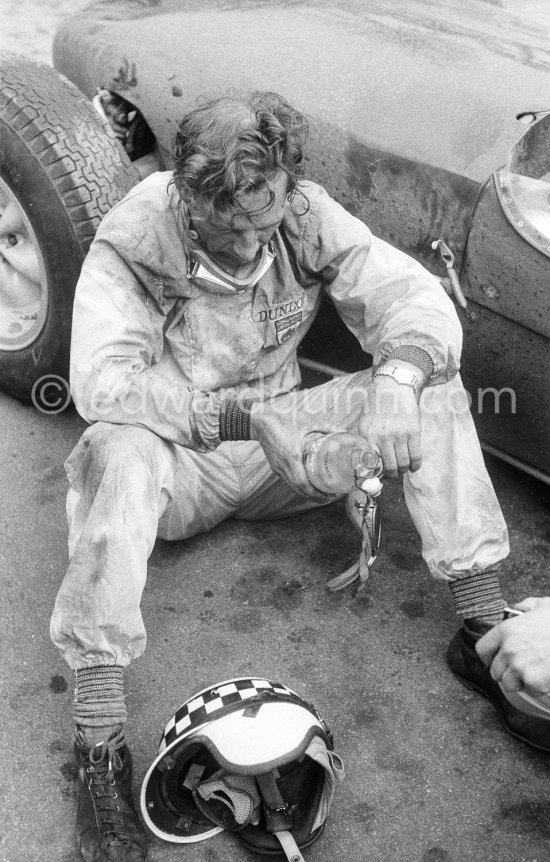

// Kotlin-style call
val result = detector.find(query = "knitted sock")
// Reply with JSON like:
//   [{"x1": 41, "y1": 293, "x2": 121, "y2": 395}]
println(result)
[
  {"x1": 448, "y1": 569, "x2": 505, "y2": 630},
  {"x1": 73, "y1": 666, "x2": 127, "y2": 746}
]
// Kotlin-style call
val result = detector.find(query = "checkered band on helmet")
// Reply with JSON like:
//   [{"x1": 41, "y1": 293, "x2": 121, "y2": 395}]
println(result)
[{"x1": 159, "y1": 677, "x2": 332, "y2": 753}]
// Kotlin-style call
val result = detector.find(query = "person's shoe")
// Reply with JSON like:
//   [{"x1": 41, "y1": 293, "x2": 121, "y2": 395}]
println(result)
[
  {"x1": 447, "y1": 624, "x2": 550, "y2": 752},
  {"x1": 74, "y1": 728, "x2": 148, "y2": 861}
]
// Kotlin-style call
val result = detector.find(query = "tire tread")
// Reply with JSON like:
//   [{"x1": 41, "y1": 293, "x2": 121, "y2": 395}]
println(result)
[
  {"x1": 0, "y1": 52, "x2": 139, "y2": 400},
  {"x1": 0, "y1": 52, "x2": 138, "y2": 255}
]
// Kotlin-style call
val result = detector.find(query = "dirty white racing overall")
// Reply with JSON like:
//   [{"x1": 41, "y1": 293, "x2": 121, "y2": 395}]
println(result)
[{"x1": 50, "y1": 174, "x2": 509, "y2": 669}]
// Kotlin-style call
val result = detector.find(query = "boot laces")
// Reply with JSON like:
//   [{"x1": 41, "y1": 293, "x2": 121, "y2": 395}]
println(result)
[{"x1": 85, "y1": 731, "x2": 128, "y2": 847}]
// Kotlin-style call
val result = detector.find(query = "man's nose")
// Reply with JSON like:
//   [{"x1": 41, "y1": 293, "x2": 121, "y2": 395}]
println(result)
[{"x1": 233, "y1": 231, "x2": 261, "y2": 262}]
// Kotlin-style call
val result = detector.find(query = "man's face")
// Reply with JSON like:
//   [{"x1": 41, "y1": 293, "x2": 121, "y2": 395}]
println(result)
[{"x1": 190, "y1": 171, "x2": 289, "y2": 271}]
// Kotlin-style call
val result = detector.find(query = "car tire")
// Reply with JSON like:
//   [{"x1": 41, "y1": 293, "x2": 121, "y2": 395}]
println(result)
[{"x1": 0, "y1": 52, "x2": 139, "y2": 405}]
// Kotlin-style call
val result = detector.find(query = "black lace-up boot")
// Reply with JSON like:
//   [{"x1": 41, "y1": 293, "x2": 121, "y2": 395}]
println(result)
[
  {"x1": 74, "y1": 728, "x2": 148, "y2": 861},
  {"x1": 447, "y1": 624, "x2": 550, "y2": 752}
]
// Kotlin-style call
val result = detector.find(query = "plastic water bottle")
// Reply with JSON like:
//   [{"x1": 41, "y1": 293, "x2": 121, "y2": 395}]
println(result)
[{"x1": 303, "y1": 432, "x2": 383, "y2": 495}]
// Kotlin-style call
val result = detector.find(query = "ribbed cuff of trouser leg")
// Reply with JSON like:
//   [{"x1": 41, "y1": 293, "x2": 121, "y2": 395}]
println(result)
[
  {"x1": 73, "y1": 665, "x2": 127, "y2": 729},
  {"x1": 448, "y1": 569, "x2": 506, "y2": 628}
]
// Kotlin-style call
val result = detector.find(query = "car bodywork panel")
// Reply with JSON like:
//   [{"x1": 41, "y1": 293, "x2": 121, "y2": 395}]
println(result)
[
  {"x1": 459, "y1": 299, "x2": 550, "y2": 479},
  {"x1": 460, "y1": 180, "x2": 550, "y2": 476},
  {"x1": 464, "y1": 180, "x2": 550, "y2": 341},
  {"x1": 54, "y1": 0, "x2": 550, "y2": 180}
]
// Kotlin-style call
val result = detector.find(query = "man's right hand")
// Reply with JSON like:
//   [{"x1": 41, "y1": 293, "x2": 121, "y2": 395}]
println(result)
[
  {"x1": 476, "y1": 597, "x2": 550, "y2": 696},
  {"x1": 249, "y1": 396, "x2": 341, "y2": 501}
]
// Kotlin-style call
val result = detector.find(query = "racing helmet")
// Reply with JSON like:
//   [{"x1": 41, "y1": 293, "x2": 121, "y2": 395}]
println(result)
[{"x1": 140, "y1": 676, "x2": 344, "y2": 860}]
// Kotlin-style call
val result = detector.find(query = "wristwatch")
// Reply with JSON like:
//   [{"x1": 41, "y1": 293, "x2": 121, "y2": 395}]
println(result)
[{"x1": 373, "y1": 363, "x2": 422, "y2": 396}]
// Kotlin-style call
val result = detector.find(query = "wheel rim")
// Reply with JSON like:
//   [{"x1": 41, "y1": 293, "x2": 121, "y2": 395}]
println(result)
[{"x1": 0, "y1": 175, "x2": 48, "y2": 351}]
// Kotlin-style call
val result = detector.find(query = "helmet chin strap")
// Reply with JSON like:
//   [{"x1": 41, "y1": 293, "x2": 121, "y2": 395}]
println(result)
[
  {"x1": 255, "y1": 772, "x2": 305, "y2": 862},
  {"x1": 275, "y1": 830, "x2": 306, "y2": 862}
]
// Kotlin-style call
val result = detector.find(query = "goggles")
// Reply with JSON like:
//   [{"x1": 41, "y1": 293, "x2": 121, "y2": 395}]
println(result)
[{"x1": 186, "y1": 242, "x2": 276, "y2": 295}]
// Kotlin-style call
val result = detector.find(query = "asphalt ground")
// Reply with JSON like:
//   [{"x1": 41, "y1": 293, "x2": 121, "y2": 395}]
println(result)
[{"x1": 1, "y1": 389, "x2": 550, "y2": 862}]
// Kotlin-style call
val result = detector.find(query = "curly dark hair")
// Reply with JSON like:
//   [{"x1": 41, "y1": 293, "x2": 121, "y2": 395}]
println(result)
[{"x1": 171, "y1": 91, "x2": 309, "y2": 218}]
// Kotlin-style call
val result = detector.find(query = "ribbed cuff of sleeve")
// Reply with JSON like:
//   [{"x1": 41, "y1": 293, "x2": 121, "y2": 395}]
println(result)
[
  {"x1": 190, "y1": 390, "x2": 223, "y2": 450},
  {"x1": 386, "y1": 345, "x2": 434, "y2": 380},
  {"x1": 219, "y1": 398, "x2": 254, "y2": 441}
]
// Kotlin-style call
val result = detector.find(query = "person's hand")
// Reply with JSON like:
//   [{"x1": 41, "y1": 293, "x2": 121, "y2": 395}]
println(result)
[
  {"x1": 356, "y1": 372, "x2": 422, "y2": 478},
  {"x1": 249, "y1": 394, "x2": 341, "y2": 500},
  {"x1": 476, "y1": 597, "x2": 550, "y2": 696}
]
